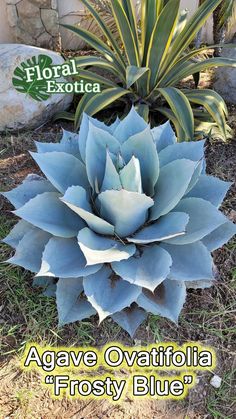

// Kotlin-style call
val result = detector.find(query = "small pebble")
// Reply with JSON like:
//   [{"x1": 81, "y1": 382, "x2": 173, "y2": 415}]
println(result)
[{"x1": 210, "y1": 375, "x2": 222, "y2": 389}]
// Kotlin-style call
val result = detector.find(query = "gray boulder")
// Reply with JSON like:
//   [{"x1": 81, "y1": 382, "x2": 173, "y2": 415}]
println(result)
[
  {"x1": 214, "y1": 35, "x2": 236, "y2": 104},
  {"x1": 0, "y1": 44, "x2": 72, "y2": 131}
]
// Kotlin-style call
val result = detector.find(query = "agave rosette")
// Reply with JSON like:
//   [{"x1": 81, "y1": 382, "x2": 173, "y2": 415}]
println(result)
[{"x1": 3, "y1": 108, "x2": 236, "y2": 337}]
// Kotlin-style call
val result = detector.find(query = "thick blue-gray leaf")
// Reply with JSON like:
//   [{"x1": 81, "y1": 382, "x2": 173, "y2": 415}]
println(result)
[
  {"x1": 184, "y1": 159, "x2": 203, "y2": 195},
  {"x1": 35, "y1": 130, "x2": 80, "y2": 156},
  {"x1": 158, "y1": 140, "x2": 205, "y2": 167},
  {"x1": 83, "y1": 265, "x2": 141, "y2": 322},
  {"x1": 98, "y1": 189, "x2": 154, "y2": 237},
  {"x1": 7, "y1": 228, "x2": 51, "y2": 272},
  {"x1": 151, "y1": 121, "x2": 176, "y2": 153},
  {"x1": 150, "y1": 159, "x2": 197, "y2": 220},
  {"x1": 185, "y1": 280, "x2": 214, "y2": 289},
  {"x1": 85, "y1": 122, "x2": 120, "y2": 191},
  {"x1": 185, "y1": 175, "x2": 232, "y2": 208},
  {"x1": 43, "y1": 283, "x2": 57, "y2": 297},
  {"x1": 127, "y1": 212, "x2": 189, "y2": 244},
  {"x1": 164, "y1": 198, "x2": 227, "y2": 245},
  {"x1": 37, "y1": 237, "x2": 101, "y2": 278},
  {"x1": 79, "y1": 113, "x2": 117, "y2": 162},
  {"x1": 61, "y1": 186, "x2": 114, "y2": 235},
  {"x1": 78, "y1": 227, "x2": 136, "y2": 265},
  {"x1": 113, "y1": 106, "x2": 148, "y2": 144},
  {"x1": 112, "y1": 305, "x2": 147, "y2": 337},
  {"x1": 2, "y1": 174, "x2": 56, "y2": 209},
  {"x1": 202, "y1": 220, "x2": 236, "y2": 252},
  {"x1": 119, "y1": 156, "x2": 142, "y2": 193},
  {"x1": 112, "y1": 245, "x2": 172, "y2": 292},
  {"x1": 30, "y1": 151, "x2": 89, "y2": 194},
  {"x1": 137, "y1": 279, "x2": 186, "y2": 323},
  {"x1": 2, "y1": 220, "x2": 32, "y2": 248},
  {"x1": 14, "y1": 192, "x2": 85, "y2": 238},
  {"x1": 101, "y1": 151, "x2": 122, "y2": 192},
  {"x1": 121, "y1": 126, "x2": 159, "y2": 196},
  {"x1": 33, "y1": 276, "x2": 55, "y2": 288},
  {"x1": 160, "y1": 242, "x2": 213, "y2": 281},
  {"x1": 109, "y1": 116, "x2": 121, "y2": 133},
  {"x1": 56, "y1": 277, "x2": 95, "y2": 326}
]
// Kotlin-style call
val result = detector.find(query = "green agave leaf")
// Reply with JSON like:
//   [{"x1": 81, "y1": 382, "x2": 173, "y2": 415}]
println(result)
[
  {"x1": 146, "y1": 0, "x2": 180, "y2": 90},
  {"x1": 111, "y1": 0, "x2": 140, "y2": 66},
  {"x1": 183, "y1": 89, "x2": 228, "y2": 138},
  {"x1": 53, "y1": 111, "x2": 75, "y2": 123},
  {"x1": 80, "y1": 0, "x2": 125, "y2": 68},
  {"x1": 75, "y1": 87, "x2": 129, "y2": 129},
  {"x1": 141, "y1": 0, "x2": 164, "y2": 64},
  {"x1": 126, "y1": 66, "x2": 150, "y2": 89},
  {"x1": 61, "y1": 24, "x2": 124, "y2": 75},
  {"x1": 156, "y1": 87, "x2": 194, "y2": 141},
  {"x1": 75, "y1": 56, "x2": 123, "y2": 79},
  {"x1": 160, "y1": 0, "x2": 223, "y2": 75},
  {"x1": 12, "y1": 54, "x2": 52, "y2": 102}
]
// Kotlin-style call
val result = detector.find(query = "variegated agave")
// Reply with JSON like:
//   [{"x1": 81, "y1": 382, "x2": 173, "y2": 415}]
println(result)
[{"x1": 3, "y1": 108, "x2": 236, "y2": 337}]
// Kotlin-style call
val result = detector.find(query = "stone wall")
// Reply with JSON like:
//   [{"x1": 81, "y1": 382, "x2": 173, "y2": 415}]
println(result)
[{"x1": 5, "y1": 0, "x2": 60, "y2": 49}]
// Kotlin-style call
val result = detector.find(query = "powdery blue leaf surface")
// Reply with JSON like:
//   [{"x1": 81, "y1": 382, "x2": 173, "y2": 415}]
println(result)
[
  {"x1": 101, "y1": 151, "x2": 122, "y2": 192},
  {"x1": 119, "y1": 156, "x2": 142, "y2": 193},
  {"x1": 121, "y1": 126, "x2": 159, "y2": 196},
  {"x1": 112, "y1": 305, "x2": 147, "y2": 337},
  {"x1": 160, "y1": 242, "x2": 213, "y2": 281},
  {"x1": 113, "y1": 107, "x2": 148, "y2": 144},
  {"x1": 85, "y1": 122, "x2": 120, "y2": 191},
  {"x1": 137, "y1": 279, "x2": 186, "y2": 323},
  {"x1": 2, "y1": 220, "x2": 32, "y2": 248},
  {"x1": 43, "y1": 283, "x2": 57, "y2": 297},
  {"x1": 30, "y1": 151, "x2": 89, "y2": 194},
  {"x1": 83, "y1": 265, "x2": 141, "y2": 322},
  {"x1": 99, "y1": 189, "x2": 154, "y2": 237},
  {"x1": 127, "y1": 212, "x2": 189, "y2": 244},
  {"x1": 150, "y1": 159, "x2": 197, "y2": 220},
  {"x1": 7, "y1": 228, "x2": 51, "y2": 272},
  {"x1": 78, "y1": 227, "x2": 136, "y2": 265},
  {"x1": 186, "y1": 280, "x2": 214, "y2": 289},
  {"x1": 151, "y1": 121, "x2": 176, "y2": 153},
  {"x1": 56, "y1": 277, "x2": 95, "y2": 326},
  {"x1": 164, "y1": 198, "x2": 227, "y2": 245},
  {"x1": 38, "y1": 237, "x2": 101, "y2": 278},
  {"x1": 184, "y1": 159, "x2": 203, "y2": 195},
  {"x1": 202, "y1": 221, "x2": 236, "y2": 252},
  {"x1": 79, "y1": 113, "x2": 117, "y2": 162},
  {"x1": 33, "y1": 276, "x2": 55, "y2": 288},
  {"x1": 61, "y1": 186, "x2": 114, "y2": 235},
  {"x1": 14, "y1": 192, "x2": 84, "y2": 238},
  {"x1": 158, "y1": 140, "x2": 205, "y2": 167},
  {"x1": 2, "y1": 174, "x2": 56, "y2": 209},
  {"x1": 112, "y1": 245, "x2": 172, "y2": 292},
  {"x1": 35, "y1": 130, "x2": 80, "y2": 156},
  {"x1": 185, "y1": 175, "x2": 232, "y2": 208}
]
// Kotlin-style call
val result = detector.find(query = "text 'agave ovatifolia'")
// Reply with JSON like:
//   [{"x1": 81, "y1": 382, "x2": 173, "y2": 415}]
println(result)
[{"x1": 3, "y1": 108, "x2": 236, "y2": 337}]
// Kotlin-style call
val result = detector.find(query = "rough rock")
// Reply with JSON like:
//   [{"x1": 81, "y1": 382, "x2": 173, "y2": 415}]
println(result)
[
  {"x1": 210, "y1": 375, "x2": 222, "y2": 389},
  {"x1": 6, "y1": 4, "x2": 18, "y2": 27},
  {"x1": 17, "y1": 0, "x2": 40, "y2": 18},
  {"x1": 0, "y1": 44, "x2": 73, "y2": 131},
  {"x1": 214, "y1": 35, "x2": 236, "y2": 104},
  {"x1": 30, "y1": 0, "x2": 52, "y2": 7},
  {"x1": 41, "y1": 9, "x2": 59, "y2": 36}
]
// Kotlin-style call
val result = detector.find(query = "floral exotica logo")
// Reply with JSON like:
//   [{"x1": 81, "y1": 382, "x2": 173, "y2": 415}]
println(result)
[{"x1": 12, "y1": 54, "x2": 101, "y2": 101}]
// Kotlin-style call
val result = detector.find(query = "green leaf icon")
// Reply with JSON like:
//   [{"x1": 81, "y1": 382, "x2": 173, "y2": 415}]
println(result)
[{"x1": 12, "y1": 54, "x2": 53, "y2": 102}]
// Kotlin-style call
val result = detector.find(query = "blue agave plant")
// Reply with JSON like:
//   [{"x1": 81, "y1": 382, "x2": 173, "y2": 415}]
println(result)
[{"x1": 3, "y1": 108, "x2": 236, "y2": 337}]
